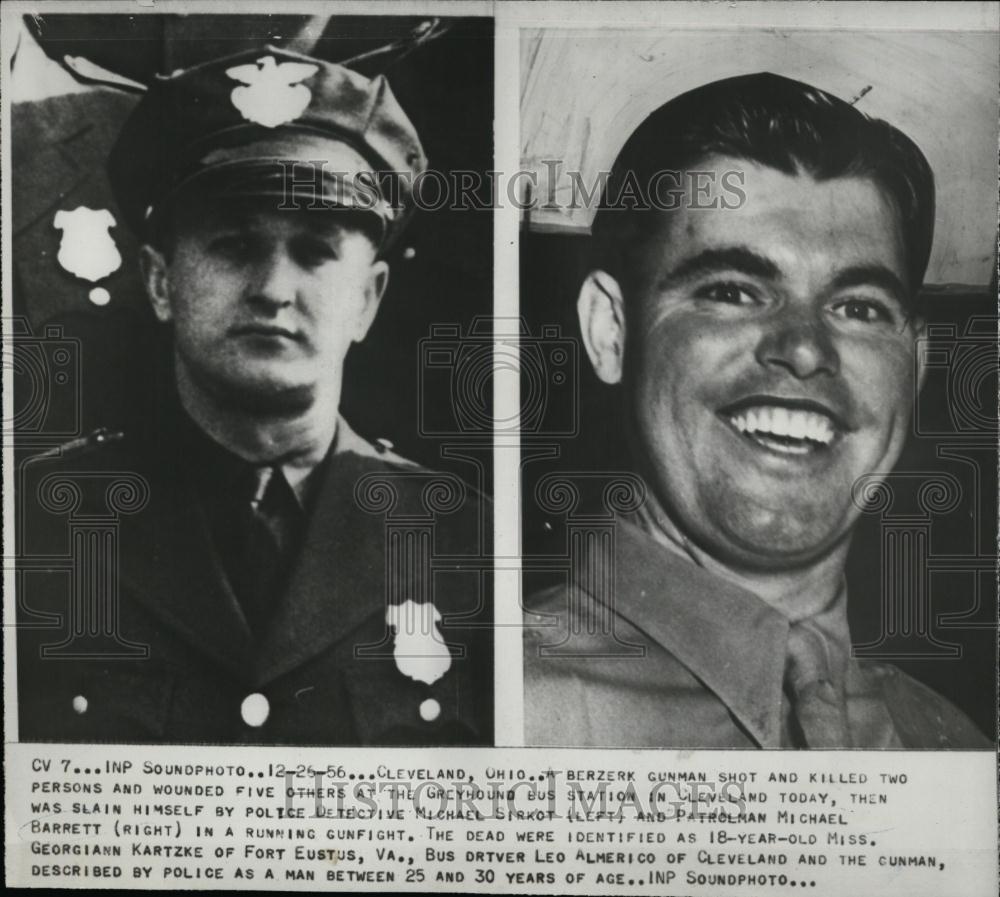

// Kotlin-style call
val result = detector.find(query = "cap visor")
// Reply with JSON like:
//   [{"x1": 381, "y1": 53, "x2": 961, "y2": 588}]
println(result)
[{"x1": 178, "y1": 134, "x2": 394, "y2": 221}]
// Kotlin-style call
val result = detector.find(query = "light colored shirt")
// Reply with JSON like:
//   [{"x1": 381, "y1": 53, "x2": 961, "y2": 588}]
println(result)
[{"x1": 524, "y1": 518, "x2": 990, "y2": 749}]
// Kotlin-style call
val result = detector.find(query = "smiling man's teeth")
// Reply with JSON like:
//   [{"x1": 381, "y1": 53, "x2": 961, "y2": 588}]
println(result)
[{"x1": 729, "y1": 406, "x2": 835, "y2": 447}]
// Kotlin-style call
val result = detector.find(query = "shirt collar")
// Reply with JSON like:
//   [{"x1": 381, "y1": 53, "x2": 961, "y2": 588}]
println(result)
[
  {"x1": 283, "y1": 415, "x2": 379, "y2": 508},
  {"x1": 792, "y1": 580, "x2": 852, "y2": 688},
  {"x1": 174, "y1": 408, "x2": 365, "y2": 512},
  {"x1": 602, "y1": 518, "x2": 793, "y2": 747},
  {"x1": 147, "y1": 367, "x2": 381, "y2": 507}
]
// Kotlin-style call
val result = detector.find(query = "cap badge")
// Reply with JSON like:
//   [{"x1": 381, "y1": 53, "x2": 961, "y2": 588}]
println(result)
[
  {"x1": 53, "y1": 207, "x2": 121, "y2": 306},
  {"x1": 386, "y1": 600, "x2": 452, "y2": 686},
  {"x1": 225, "y1": 55, "x2": 319, "y2": 128}
]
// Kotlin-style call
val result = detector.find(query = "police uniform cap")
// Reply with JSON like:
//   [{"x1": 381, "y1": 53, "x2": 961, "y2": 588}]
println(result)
[{"x1": 108, "y1": 45, "x2": 427, "y2": 249}]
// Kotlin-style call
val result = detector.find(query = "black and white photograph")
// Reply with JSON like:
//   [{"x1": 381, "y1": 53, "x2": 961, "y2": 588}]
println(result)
[
  {"x1": 520, "y1": 27, "x2": 998, "y2": 750},
  {"x1": 3, "y1": 2, "x2": 998, "y2": 896},
  {"x1": 8, "y1": 9, "x2": 494, "y2": 745}
]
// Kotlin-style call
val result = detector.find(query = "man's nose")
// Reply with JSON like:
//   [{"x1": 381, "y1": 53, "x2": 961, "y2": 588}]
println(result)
[
  {"x1": 245, "y1": 250, "x2": 298, "y2": 311},
  {"x1": 754, "y1": 308, "x2": 840, "y2": 379}
]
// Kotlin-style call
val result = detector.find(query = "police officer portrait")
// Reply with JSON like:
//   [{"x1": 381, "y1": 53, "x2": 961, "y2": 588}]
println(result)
[
  {"x1": 519, "y1": 28, "x2": 997, "y2": 749},
  {"x1": 8, "y1": 12, "x2": 494, "y2": 745}
]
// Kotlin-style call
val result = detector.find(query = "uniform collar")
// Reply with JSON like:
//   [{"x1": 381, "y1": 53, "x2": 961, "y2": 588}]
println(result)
[
  {"x1": 601, "y1": 518, "x2": 793, "y2": 747},
  {"x1": 172, "y1": 404, "x2": 369, "y2": 511},
  {"x1": 330, "y1": 415, "x2": 379, "y2": 457}
]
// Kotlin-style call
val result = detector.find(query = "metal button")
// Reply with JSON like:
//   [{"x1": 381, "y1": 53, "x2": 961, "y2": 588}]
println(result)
[
  {"x1": 241, "y1": 693, "x2": 269, "y2": 727},
  {"x1": 72, "y1": 695, "x2": 88, "y2": 715},
  {"x1": 419, "y1": 698, "x2": 440, "y2": 722}
]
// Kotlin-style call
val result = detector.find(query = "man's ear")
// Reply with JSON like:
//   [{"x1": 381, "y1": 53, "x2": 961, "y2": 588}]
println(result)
[
  {"x1": 577, "y1": 269, "x2": 626, "y2": 384},
  {"x1": 354, "y1": 260, "x2": 389, "y2": 342},
  {"x1": 139, "y1": 245, "x2": 173, "y2": 323}
]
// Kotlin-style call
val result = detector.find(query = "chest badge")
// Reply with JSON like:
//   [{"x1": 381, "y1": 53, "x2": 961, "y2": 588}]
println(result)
[
  {"x1": 386, "y1": 600, "x2": 452, "y2": 686},
  {"x1": 226, "y1": 56, "x2": 319, "y2": 128},
  {"x1": 52, "y1": 207, "x2": 121, "y2": 305}
]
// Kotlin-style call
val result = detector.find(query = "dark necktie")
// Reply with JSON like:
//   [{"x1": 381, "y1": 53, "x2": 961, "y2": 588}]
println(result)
[
  {"x1": 234, "y1": 465, "x2": 300, "y2": 638},
  {"x1": 784, "y1": 623, "x2": 850, "y2": 749}
]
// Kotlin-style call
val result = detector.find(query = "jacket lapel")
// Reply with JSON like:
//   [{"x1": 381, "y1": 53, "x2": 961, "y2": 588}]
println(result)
[
  {"x1": 601, "y1": 520, "x2": 789, "y2": 747},
  {"x1": 118, "y1": 468, "x2": 255, "y2": 678},
  {"x1": 254, "y1": 447, "x2": 390, "y2": 685}
]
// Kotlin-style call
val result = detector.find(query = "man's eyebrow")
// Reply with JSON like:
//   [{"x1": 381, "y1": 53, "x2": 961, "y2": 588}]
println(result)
[
  {"x1": 830, "y1": 264, "x2": 910, "y2": 308},
  {"x1": 657, "y1": 246, "x2": 782, "y2": 288},
  {"x1": 198, "y1": 207, "x2": 248, "y2": 229}
]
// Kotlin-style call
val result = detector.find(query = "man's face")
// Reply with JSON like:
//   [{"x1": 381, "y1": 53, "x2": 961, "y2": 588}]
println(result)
[
  {"x1": 142, "y1": 201, "x2": 387, "y2": 412},
  {"x1": 597, "y1": 158, "x2": 923, "y2": 570}
]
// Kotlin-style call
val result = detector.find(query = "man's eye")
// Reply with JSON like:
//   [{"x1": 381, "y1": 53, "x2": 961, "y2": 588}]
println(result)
[
  {"x1": 292, "y1": 239, "x2": 338, "y2": 268},
  {"x1": 833, "y1": 298, "x2": 896, "y2": 325},
  {"x1": 695, "y1": 282, "x2": 757, "y2": 305},
  {"x1": 208, "y1": 234, "x2": 252, "y2": 256}
]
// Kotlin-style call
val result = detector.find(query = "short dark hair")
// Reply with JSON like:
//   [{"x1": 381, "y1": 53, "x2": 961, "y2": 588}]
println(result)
[{"x1": 592, "y1": 72, "x2": 935, "y2": 298}]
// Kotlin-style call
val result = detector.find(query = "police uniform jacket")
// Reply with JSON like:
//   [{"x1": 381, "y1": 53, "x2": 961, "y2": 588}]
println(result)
[{"x1": 17, "y1": 396, "x2": 492, "y2": 745}]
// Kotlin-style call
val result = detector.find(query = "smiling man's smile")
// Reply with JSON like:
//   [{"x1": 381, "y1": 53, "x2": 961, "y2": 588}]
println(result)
[
  {"x1": 727, "y1": 403, "x2": 837, "y2": 452},
  {"x1": 719, "y1": 393, "x2": 850, "y2": 462}
]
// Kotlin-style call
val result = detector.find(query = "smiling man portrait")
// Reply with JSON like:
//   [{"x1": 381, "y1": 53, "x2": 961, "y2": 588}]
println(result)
[{"x1": 523, "y1": 73, "x2": 991, "y2": 750}]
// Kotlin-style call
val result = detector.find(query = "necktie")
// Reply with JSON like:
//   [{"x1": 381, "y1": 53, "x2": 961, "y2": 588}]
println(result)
[
  {"x1": 784, "y1": 623, "x2": 850, "y2": 749},
  {"x1": 234, "y1": 466, "x2": 300, "y2": 638}
]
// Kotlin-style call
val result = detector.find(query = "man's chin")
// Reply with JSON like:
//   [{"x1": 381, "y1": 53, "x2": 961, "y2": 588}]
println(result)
[
  {"x1": 211, "y1": 374, "x2": 318, "y2": 416},
  {"x1": 705, "y1": 514, "x2": 852, "y2": 572}
]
